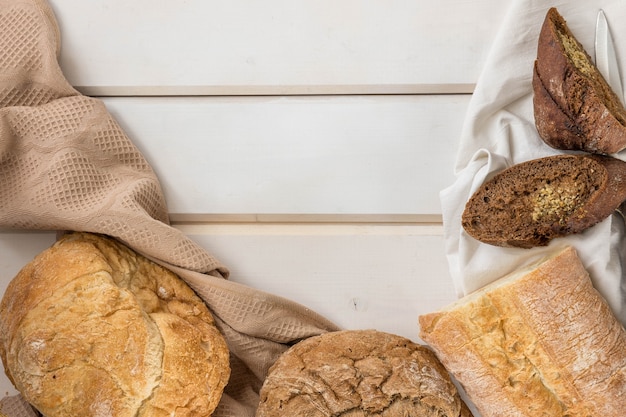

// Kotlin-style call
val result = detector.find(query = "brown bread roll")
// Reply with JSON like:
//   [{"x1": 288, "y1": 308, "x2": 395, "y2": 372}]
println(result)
[
  {"x1": 255, "y1": 329, "x2": 473, "y2": 417},
  {"x1": 533, "y1": 7, "x2": 626, "y2": 154},
  {"x1": 0, "y1": 232, "x2": 230, "y2": 417},
  {"x1": 419, "y1": 246, "x2": 626, "y2": 417},
  {"x1": 461, "y1": 154, "x2": 626, "y2": 248}
]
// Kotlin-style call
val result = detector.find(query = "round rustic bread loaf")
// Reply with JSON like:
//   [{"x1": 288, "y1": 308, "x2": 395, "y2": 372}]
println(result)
[
  {"x1": 255, "y1": 329, "x2": 473, "y2": 417},
  {"x1": 0, "y1": 232, "x2": 230, "y2": 417}
]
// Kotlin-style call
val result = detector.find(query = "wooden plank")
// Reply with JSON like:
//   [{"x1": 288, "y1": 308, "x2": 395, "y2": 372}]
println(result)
[
  {"x1": 180, "y1": 224, "x2": 456, "y2": 340},
  {"x1": 103, "y1": 94, "x2": 468, "y2": 216},
  {"x1": 49, "y1": 0, "x2": 508, "y2": 94}
]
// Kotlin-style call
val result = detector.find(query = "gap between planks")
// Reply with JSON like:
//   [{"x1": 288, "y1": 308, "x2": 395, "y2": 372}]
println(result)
[
  {"x1": 76, "y1": 83, "x2": 475, "y2": 97},
  {"x1": 170, "y1": 213, "x2": 444, "y2": 236},
  {"x1": 0, "y1": 215, "x2": 445, "y2": 236}
]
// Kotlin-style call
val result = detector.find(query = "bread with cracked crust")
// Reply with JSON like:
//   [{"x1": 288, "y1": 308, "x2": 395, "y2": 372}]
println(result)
[
  {"x1": 419, "y1": 246, "x2": 626, "y2": 417},
  {"x1": 0, "y1": 232, "x2": 230, "y2": 417},
  {"x1": 255, "y1": 329, "x2": 473, "y2": 417}
]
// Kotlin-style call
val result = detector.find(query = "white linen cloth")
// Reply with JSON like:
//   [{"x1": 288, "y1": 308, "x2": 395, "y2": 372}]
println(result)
[{"x1": 441, "y1": 0, "x2": 626, "y2": 325}]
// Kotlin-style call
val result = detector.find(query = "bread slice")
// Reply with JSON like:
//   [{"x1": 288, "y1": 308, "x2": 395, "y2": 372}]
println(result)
[
  {"x1": 533, "y1": 7, "x2": 626, "y2": 154},
  {"x1": 419, "y1": 246, "x2": 626, "y2": 417},
  {"x1": 461, "y1": 154, "x2": 626, "y2": 248}
]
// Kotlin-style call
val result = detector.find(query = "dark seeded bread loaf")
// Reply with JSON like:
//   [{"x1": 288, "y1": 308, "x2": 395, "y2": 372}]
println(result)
[
  {"x1": 533, "y1": 7, "x2": 626, "y2": 154},
  {"x1": 462, "y1": 154, "x2": 626, "y2": 248},
  {"x1": 532, "y1": 61, "x2": 586, "y2": 150}
]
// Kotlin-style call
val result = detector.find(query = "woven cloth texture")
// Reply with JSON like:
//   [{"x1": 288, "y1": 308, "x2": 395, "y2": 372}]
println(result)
[
  {"x1": 0, "y1": 0, "x2": 340, "y2": 416},
  {"x1": 0, "y1": 396, "x2": 38, "y2": 417}
]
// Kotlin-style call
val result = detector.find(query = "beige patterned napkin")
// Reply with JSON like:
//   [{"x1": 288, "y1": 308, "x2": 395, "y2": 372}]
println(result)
[{"x1": 0, "y1": 0, "x2": 340, "y2": 415}]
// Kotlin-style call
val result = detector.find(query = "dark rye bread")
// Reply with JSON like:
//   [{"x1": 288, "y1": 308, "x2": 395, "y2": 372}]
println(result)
[
  {"x1": 533, "y1": 7, "x2": 626, "y2": 154},
  {"x1": 462, "y1": 154, "x2": 626, "y2": 248},
  {"x1": 255, "y1": 330, "x2": 473, "y2": 417}
]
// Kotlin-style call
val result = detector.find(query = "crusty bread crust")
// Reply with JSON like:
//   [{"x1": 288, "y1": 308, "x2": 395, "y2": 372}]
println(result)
[
  {"x1": 256, "y1": 329, "x2": 473, "y2": 417},
  {"x1": 419, "y1": 246, "x2": 626, "y2": 417},
  {"x1": 532, "y1": 61, "x2": 587, "y2": 150},
  {"x1": 533, "y1": 7, "x2": 626, "y2": 154},
  {"x1": 0, "y1": 232, "x2": 230, "y2": 417},
  {"x1": 461, "y1": 154, "x2": 626, "y2": 248}
]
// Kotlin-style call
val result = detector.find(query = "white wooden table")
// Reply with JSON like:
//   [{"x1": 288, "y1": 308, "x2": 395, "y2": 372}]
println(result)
[{"x1": 0, "y1": 0, "x2": 510, "y2": 397}]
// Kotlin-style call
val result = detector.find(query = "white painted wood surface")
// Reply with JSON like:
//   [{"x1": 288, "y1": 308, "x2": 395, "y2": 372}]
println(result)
[
  {"x1": 0, "y1": 0, "x2": 510, "y2": 398},
  {"x1": 104, "y1": 94, "x2": 468, "y2": 217},
  {"x1": 50, "y1": 0, "x2": 507, "y2": 95}
]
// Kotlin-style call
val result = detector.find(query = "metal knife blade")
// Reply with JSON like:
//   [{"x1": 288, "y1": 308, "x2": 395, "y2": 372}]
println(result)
[
  {"x1": 595, "y1": 9, "x2": 624, "y2": 104},
  {"x1": 597, "y1": 10, "x2": 626, "y2": 312}
]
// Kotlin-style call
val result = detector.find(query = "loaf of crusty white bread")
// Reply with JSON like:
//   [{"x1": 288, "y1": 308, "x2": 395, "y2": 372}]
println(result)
[
  {"x1": 419, "y1": 246, "x2": 626, "y2": 417},
  {"x1": 0, "y1": 232, "x2": 231, "y2": 417}
]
